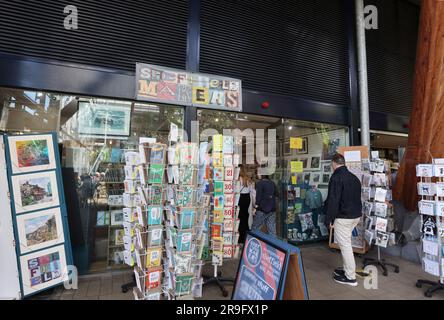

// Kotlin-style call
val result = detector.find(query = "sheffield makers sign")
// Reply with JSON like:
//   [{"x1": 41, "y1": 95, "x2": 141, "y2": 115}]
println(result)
[{"x1": 135, "y1": 63, "x2": 242, "y2": 112}]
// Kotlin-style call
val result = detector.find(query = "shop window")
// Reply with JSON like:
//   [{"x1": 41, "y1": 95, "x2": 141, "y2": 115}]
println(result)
[
  {"x1": 0, "y1": 88, "x2": 62, "y2": 133},
  {"x1": 197, "y1": 109, "x2": 349, "y2": 243},
  {"x1": 60, "y1": 99, "x2": 184, "y2": 274}
]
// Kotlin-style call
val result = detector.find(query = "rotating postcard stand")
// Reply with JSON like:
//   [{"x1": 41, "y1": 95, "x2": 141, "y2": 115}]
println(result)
[
  {"x1": 358, "y1": 155, "x2": 399, "y2": 276},
  {"x1": 201, "y1": 135, "x2": 240, "y2": 297},
  {"x1": 363, "y1": 245, "x2": 399, "y2": 277},
  {"x1": 415, "y1": 162, "x2": 444, "y2": 298}
]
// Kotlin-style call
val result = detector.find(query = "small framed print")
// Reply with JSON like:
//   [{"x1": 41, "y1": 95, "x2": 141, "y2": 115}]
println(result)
[
  {"x1": 309, "y1": 155, "x2": 321, "y2": 170},
  {"x1": 7, "y1": 134, "x2": 57, "y2": 174},
  {"x1": 19, "y1": 245, "x2": 68, "y2": 296},
  {"x1": 16, "y1": 208, "x2": 65, "y2": 254},
  {"x1": 110, "y1": 210, "x2": 124, "y2": 226},
  {"x1": 11, "y1": 171, "x2": 60, "y2": 214}
]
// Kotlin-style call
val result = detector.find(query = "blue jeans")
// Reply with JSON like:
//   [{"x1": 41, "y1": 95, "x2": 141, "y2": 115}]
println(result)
[{"x1": 251, "y1": 211, "x2": 276, "y2": 237}]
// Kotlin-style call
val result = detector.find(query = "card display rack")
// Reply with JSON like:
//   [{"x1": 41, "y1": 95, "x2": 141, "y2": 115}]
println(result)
[
  {"x1": 202, "y1": 134, "x2": 241, "y2": 297},
  {"x1": 415, "y1": 161, "x2": 444, "y2": 298}
]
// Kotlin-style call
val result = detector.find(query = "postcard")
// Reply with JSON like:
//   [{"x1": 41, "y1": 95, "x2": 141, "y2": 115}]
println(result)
[
  {"x1": 115, "y1": 229, "x2": 125, "y2": 245},
  {"x1": 213, "y1": 210, "x2": 224, "y2": 223},
  {"x1": 149, "y1": 143, "x2": 166, "y2": 165},
  {"x1": 223, "y1": 136, "x2": 234, "y2": 154},
  {"x1": 174, "y1": 253, "x2": 192, "y2": 274},
  {"x1": 416, "y1": 164, "x2": 434, "y2": 178},
  {"x1": 211, "y1": 224, "x2": 222, "y2": 238},
  {"x1": 213, "y1": 166, "x2": 224, "y2": 181},
  {"x1": 146, "y1": 247, "x2": 162, "y2": 268},
  {"x1": 177, "y1": 230, "x2": 192, "y2": 253},
  {"x1": 19, "y1": 245, "x2": 68, "y2": 296},
  {"x1": 419, "y1": 200, "x2": 436, "y2": 216},
  {"x1": 147, "y1": 206, "x2": 163, "y2": 226},
  {"x1": 214, "y1": 195, "x2": 224, "y2": 210},
  {"x1": 12, "y1": 171, "x2": 60, "y2": 214},
  {"x1": 423, "y1": 239, "x2": 439, "y2": 256},
  {"x1": 223, "y1": 181, "x2": 234, "y2": 194},
  {"x1": 145, "y1": 267, "x2": 162, "y2": 290},
  {"x1": 214, "y1": 181, "x2": 224, "y2": 195},
  {"x1": 16, "y1": 207, "x2": 65, "y2": 254},
  {"x1": 213, "y1": 135, "x2": 223, "y2": 152},
  {"x1": 374, "y1": 188, "x2": 387, "y2": 203},
  {"x1": 417, "y1": 183, "x2": 436, "y2": 197},
  {"x1": 175, "y1": 273, "x2": 194, "y2": 296},
  {"x1": 375, "y1": 231, "x2": 389, "y2": 248},
  {"x1": 8, "y1": 134, "x2": 56, "y2": 174},
  {"x1": 147, "y1": 226, "x2": 163, "y2": 247},
  {"x1": 148, "y1": 164, "x2": 165, "y2": 184},
  {"x1": 374, "y1": 202, "x2": 388, "y2": 217},
  {"x1": 178, "y1": 208, "x2": 195, "y2": 229},
  {"x1": 224, "y1": 166, "x2": 234, "y2": 181},
  {"x1": 110, "y1": 210, "x2": 124, "y2": 226}
]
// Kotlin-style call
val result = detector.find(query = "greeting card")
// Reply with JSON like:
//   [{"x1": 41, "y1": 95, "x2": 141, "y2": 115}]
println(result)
[
  {"x1": 223, "y1": 155, "x2": 233, "y2": 167},
  {"x1": 212, "y1": 152, "x2": 223, "y2": 167},
  {"x1": 223, "y1": 136, "x2": 234, "y2": 154},
  {"x1": 214, "y1": 181, "x2": 224, "y2": 195},
  {"x1": 223, "y1": 181, "x2": 234, "y2": 194},
  {"x1": 178, "y1": 208, "x2": 195, "y2": 229},
  {"x1": 174, "y1": 254, "x2": 192, "y2": 274},
  {"x1": 213, "y1": 135, "x2": 223, "y2": 152},
  {"x1": 146, "y1": 247, "x2": 162, "y2": 268},
  {"x1": 147, "y1": 206, "x2": 163, "y2": 226},
  {"x1": 211, "y1": 224, "x2": 222, "y2": 238},
  {"x1": 177, "y1": 230, "x2": 192, "y2": 253},
  {"x1": 150, "y1": 143, "x2": 166, "y2": 164},
  {"x1": 214, "y1": 195, "x2": 224, "y2": 210},
  {"x1": 145, "y1": 267, "x2": 162, "y2": 290},
  {"x1": 213, "y1": 210, "x2": 224, "y2": 223},
  {"x1": 224, "y1": 166, "x2": 234, "y2": 181},
  {"x1": 147, "y1": 226, "x2": 163, "y2": 247},
  {"x1": 148, "y1": 164, "x2": 165, "y2": 184},
  {"x1": 213, "y1": 166, "x2": 224, "y2": 181}
]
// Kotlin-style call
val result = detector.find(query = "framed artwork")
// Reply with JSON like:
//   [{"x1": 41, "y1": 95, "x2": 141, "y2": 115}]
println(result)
[
  {"x1": 310, "y1": 172, "x2": 321, "y2": 185},
  {"x1": 11, "y1": 171, "x2": 60, "y2": 214},
  {"x1": 7, "y1": 134, "x2": 56, "y2": 174},
  {"x1": 110, "y1": 210, "x2": 124, "y2": 226},
  {"x1": 77, "y1": 101, "x2": 131, "y2": 137},
  {"x1": 295, "y1": 137, "x2": 308, "y2": 155},
  {"x1": 309, "y1": 155, "x2": 321, "y2": 170},
  {"x1": 321, "y1": 161, "x2": 332, "y2": 174},
  {"x1": 16, "y1": 208, "x2": 65, "y2": 254},
  {"x1": 115, "y1": 229, "x2": 125, "y2": 245},
  {"x1": 283, "y1": 140, "x2": 291, "y2": 156},
  {"x1": 321, "y1": 173, "x2": 331, "y2": 184},
  {"x1": 19, "y1": 245, "x2": 68, "y2": 296},
  {"x1": 299, "y1": 157, "x2": 309, "y2": 170}
]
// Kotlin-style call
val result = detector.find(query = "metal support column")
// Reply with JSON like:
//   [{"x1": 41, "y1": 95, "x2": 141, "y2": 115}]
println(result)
[{"x1": 355, "y1": 0, "x2": 371, "y2": 149}]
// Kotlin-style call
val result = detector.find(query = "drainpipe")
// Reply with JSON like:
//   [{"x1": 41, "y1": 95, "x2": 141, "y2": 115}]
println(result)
[{"x1": 355, "y1": 0, "x2": 371, "y2": 149}]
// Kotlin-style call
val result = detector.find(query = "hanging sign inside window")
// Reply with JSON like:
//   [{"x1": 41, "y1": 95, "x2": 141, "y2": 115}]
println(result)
[{"x1": 136, "y1": 63, "x2": 242, "y2": 112}]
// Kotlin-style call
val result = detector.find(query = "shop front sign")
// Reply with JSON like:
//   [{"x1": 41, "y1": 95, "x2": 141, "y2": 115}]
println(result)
[{"x1": 136, "y1": 63, "x2": 242, "y2": 112}]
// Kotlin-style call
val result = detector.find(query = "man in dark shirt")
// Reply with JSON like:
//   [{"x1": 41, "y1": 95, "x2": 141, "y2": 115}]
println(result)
[
  {"x1": 325, "y1": 153, "x2": 362, "y2": 287},
  {"x1": 252, "y1": 174, "x2": 277, "y2": 237}
]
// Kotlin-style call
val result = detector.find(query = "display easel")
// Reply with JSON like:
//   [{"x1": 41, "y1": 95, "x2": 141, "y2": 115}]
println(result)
[{"x1": 415, "y1": 162, "x2": 444, "y2": 298}]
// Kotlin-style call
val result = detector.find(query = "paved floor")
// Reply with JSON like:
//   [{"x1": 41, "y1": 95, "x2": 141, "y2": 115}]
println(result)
[{"x1": 30, "y1": 243, "x2": 444, "y2": 300}]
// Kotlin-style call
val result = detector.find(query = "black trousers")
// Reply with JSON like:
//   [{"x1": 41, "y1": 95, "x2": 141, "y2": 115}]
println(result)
[{"x1": 238, "y1": 193, "x2": 251, "y2": 244}]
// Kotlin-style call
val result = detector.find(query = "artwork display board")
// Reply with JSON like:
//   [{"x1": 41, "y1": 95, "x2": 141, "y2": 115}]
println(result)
[
  {"x1": 0, "y1": 136, "x2": 21, "y2": 299},
  {"x1": 3, "y1": 133, "x2": 73, "y2": 298},
  {"x1": 416, "y1": 161, "x2": 444, "y2": 280},
  {"x1": 232, "y1": 231, "x2": 308, "y2": 300}
]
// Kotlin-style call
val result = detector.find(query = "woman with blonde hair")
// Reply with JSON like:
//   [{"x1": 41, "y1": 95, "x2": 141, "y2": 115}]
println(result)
[{"x1": 238, "y1": 165, "x2": 255, "y2": 244}]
